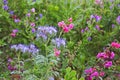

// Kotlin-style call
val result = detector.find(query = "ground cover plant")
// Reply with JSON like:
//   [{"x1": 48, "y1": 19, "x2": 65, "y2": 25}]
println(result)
[{"x1": 0, "y1": 0, "x2": 120, "y2": 80}]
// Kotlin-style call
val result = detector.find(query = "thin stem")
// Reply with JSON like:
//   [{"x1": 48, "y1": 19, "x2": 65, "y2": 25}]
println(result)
[
  {"x1": 17, "y1": 52, "x2": 21, "y2": 74},
  {"x1": 59, "y1": 30, "x2": 63, "y2": 38}
]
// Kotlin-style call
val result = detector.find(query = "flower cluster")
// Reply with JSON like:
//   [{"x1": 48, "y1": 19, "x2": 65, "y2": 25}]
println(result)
[
  {"x1": 51, "y1": 38, "x2": 66, "y2": 48},
  {"x1": 97, "y1": 50, "x2": 115, "y2": 68},
  {"x1": 11, "y1": 44, "x2": 39, "y2": 55},
  {"x1": 94, "y1": 0, "x2": 103, "y2": 5},
  {"x1": 7, "y1": 58, "x2": 16, "y2": 71},
  {"x1": 36, "y1": 26, "x2": 57, "y2": 40},
  {"x1": 10, "y1": 29, "x2": 18, "y2": 37},
  {"x1": 3, "y1": 0, "x2": 9, "y2": 10},
  {"x1": 85, "y1": 67, "x2": 104, "y2": 80},
  {"x1": 111, "y1": 42, "x2": 120, "y2": 48},
  {"x1": 90, "y1": 14, "x2": 102, "y2": 22},
  {"x1": 58, "y1": 18, "x2": 74, "y2": 33}
]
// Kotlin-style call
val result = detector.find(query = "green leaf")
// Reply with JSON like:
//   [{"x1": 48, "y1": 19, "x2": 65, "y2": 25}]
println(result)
[{"x1": 79, "y1": 77, "x2": 85, "y2": 80}]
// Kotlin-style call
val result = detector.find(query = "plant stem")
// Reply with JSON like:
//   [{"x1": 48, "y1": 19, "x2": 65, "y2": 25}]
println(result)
[{"x1": 59, "y1": 30, "x2": 63, "y2": 38}]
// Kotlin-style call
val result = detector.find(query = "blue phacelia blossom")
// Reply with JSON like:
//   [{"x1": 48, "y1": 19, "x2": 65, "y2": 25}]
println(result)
[
  {"x1": 3, "y1": 0, "x2": 8, "y2": 5},
  {"x1": 11, "y1": 44, "x2": 39, "y2": 55},
  {"x1": 3, "y1": 5, "x2": 9, "y2": 10},
  {"x1": 39, "y1": 14, "x2": 43, "y2": 18},
  {"x1": 51, "y1": 38, "x2": 66, "y2": 48},
  {"x1": 36, "y1": 26, "x2": 57, "y2": 40},
  {"x1": 88, "y1": 37, "x2": 92, "y2": 41},
  {"x1": 9, "y1": 11, "x2": 14, "y2": 15}
]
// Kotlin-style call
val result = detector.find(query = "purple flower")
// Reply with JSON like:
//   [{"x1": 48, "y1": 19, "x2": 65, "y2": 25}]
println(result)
[
  {"x1": 85, "y1": 27, "x2": 89, "y2": 31},
  {"x1": 95, "y1": 15, "x2": 102, "y2": 22},
  {"x1": 88, "y1": 37, "x2": 92, "y2": 41},
  {"x1": 112, "y1": 24, "x2": 115, "y2": 28},
  {"x1": 90, "y1": 15, "x2": 95, "y2": 19},
  {"x1": 36, "y1": 26, "x2": 57, "y2": 40},
  {"x1": 12, "y1": 29, "x2": 18, "y2": 33},
  {"x1": 14, "y1": 19, "x2": 20, "y2": 23},
  {"x1": 9, "y1": 11, "x2": 14, "y2": 15},
  {"x1": 32, "y1": 28, "x2": 36, "y2": 33},
  {"x1": 3, "y1": 5, "x2": 9, "y2": 10},
  {"x1": 3, "y1": 0, "x2": 8, "y2": 5},
  {"x1": 116, "y1": 16, "x2": 120, "y2": 24},
  {"x1": 85, "y1": 68, "x2": 93, "y2": 74},
  {"x1": 95, "y1": 25, "x2": 100, "y2": 31},
  {"x1": 39, "y1": 14, "x2": 43, "y2": 18},
  {"x1": 118, "y1": 4, "x2": 120, "y2": 8},
  {"x1": 109, "y1": 51, "x2": 115, "y2": 59},
  {"x1": 36, "y1": 17, "x2": 39, "y2": 20},
  {"x1": 31, "y1": 8, "x2": 35, "y2": 12},
  {"x1": 26, "y1": 13, "x2": 31, "y2": 17},
  {"x1": 52, "y1": 38, "x2": 66, "y2": 48},
  {"x1": 96, "y1": 52, "x2": 108, "y2": 59},
  {"x1": 104, "y1": 61, "x2": 112, "y2": 68},
  {"x1": 11, "y1": 44, "x2": 39, "y2": 54},
  {"x1": 81, "y1": 29, "x2": 84, "y2": 33}
]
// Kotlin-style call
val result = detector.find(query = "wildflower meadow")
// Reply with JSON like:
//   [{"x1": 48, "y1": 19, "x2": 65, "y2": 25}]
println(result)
[{"x1": 1, "y1": 0, "x2": 120, "y2": 80}]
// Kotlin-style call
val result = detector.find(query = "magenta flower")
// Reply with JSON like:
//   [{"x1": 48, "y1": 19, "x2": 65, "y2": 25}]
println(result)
[
  {"x1": 95, "y1": 0, "x2": 102, "y2": 5},
  {"x1": 68, "y1": 23, "x2": 74, "y2": 29},
  {"x1": 91, "y1": 71, "x2": 99, "y2": 77},
  {"x1": 54, "y1": 48, "x2": 60, "y2": 57},
  {"x1": 85, "y1": 68, "x2": 93, "y2": 74},
  {"x1": 31, "y1": 8, "x2": 35, "y2": 12},
  {"x1": 63, "y1": 26, "x2": 69, "y2": 33},
  {"x1": 104, "y1": 61, "x2": 112, "y2": 68},
  {"x1": 10, "y1": 33, "x2": 16, "y2": 37},
  {"x1": 109, "y1": 52, "x2": 115, "y2": 59},
  {"x1": 96, "y1": 52, "x2": 108, "y2": 59},
  {"x1": 111, "y1": 42, "x2": 120, "y2": 48}
]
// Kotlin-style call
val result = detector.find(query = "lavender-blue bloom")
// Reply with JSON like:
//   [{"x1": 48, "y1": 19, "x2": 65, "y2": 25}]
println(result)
[
  {"x1": 3, "y1": 0, "x2": 8, "y2": 5},
  {"x1": 95, "y1": 15, "x2": 102, "y2": 22},
  {"x1": 88, "y1": 37, "x2": 92, "y2": 41},
  {"x1": 39, "y1": 14, "x2": 43, "y2": 18},
  {"x1": 52, "y1": 38, "x2": 66, "y2": 48},
  {"x1": 9, "y1": 11, "x2": 14, "y2": 15},
  {"x1": 36, "y1": 26, "x2": 57, "y2": 40},
  {"x1": 3, "y1": 5, "x2": 9, "y2": 10},
  {"x1": 11, "y1": 44, "x2": 39, "y2": 54}
]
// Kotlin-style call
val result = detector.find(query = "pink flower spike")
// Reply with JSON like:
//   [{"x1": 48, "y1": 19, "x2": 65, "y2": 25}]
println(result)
[
  {"x1": 31, "y1": 8, "x2": 35, "y2": 12},
  {"x1": 68, "y1": 18, "x2": 72, "y2": 23},
  {"x1": 68, "y1": 23, "x2": 74, "y2": 29},
  {"x1": 111, "y1": 42, "x2": 120, "y2": 48},
  {"x1": 54, "y1": 48, "x2": 60, "y2": 57}
]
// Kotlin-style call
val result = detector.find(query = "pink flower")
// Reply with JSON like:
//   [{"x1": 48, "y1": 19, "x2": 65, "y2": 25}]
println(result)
[
  {"x1": 110, "y1": 52, "x2": 115, "y2": 59},
  {"x1": 68, "y1": 23, "x2": 74, "y2": 29},
  {"x1": 30, "y1": 22, "x2": 35, "y2": 27},
  {"x1": 96, "y1": 52, "x2": 108, "y2": 59},
  {"x1": 111, "y1": 42, "x2": 120, "y2": 48},
  {"x1": 104, "y1": 61, "x2": 112, "y2": 68},
  {"x1": 10, "y1": 33, "x2": 16, "y2": 37},
  {"x1": 85, "y1": 68, "x2": 93, "y2": 74},
  {"x1": 63, "y1": 26, "x2": 69, "y2": 33},
  {"x1": 99, "y1": 71, "x2": 105, "y2": 77},
  {"x1": 95, "y1": 0, "x2": 102, "y2": 5},
  {"x1": 68, "y1": 18, "x2": 72, "y2": 23},
  {"x1": 91, "y1": 71, "x2": 99, "y2": 77},
  {"x1": 58, "y1": 21, "x2": 65, "y2": 27},
  {"x1": 31, "y1": 8, "x2": 35, "y2": 12},
  {"x1": 54, "y1": 48, "x2": 60, "y2": 57}
]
